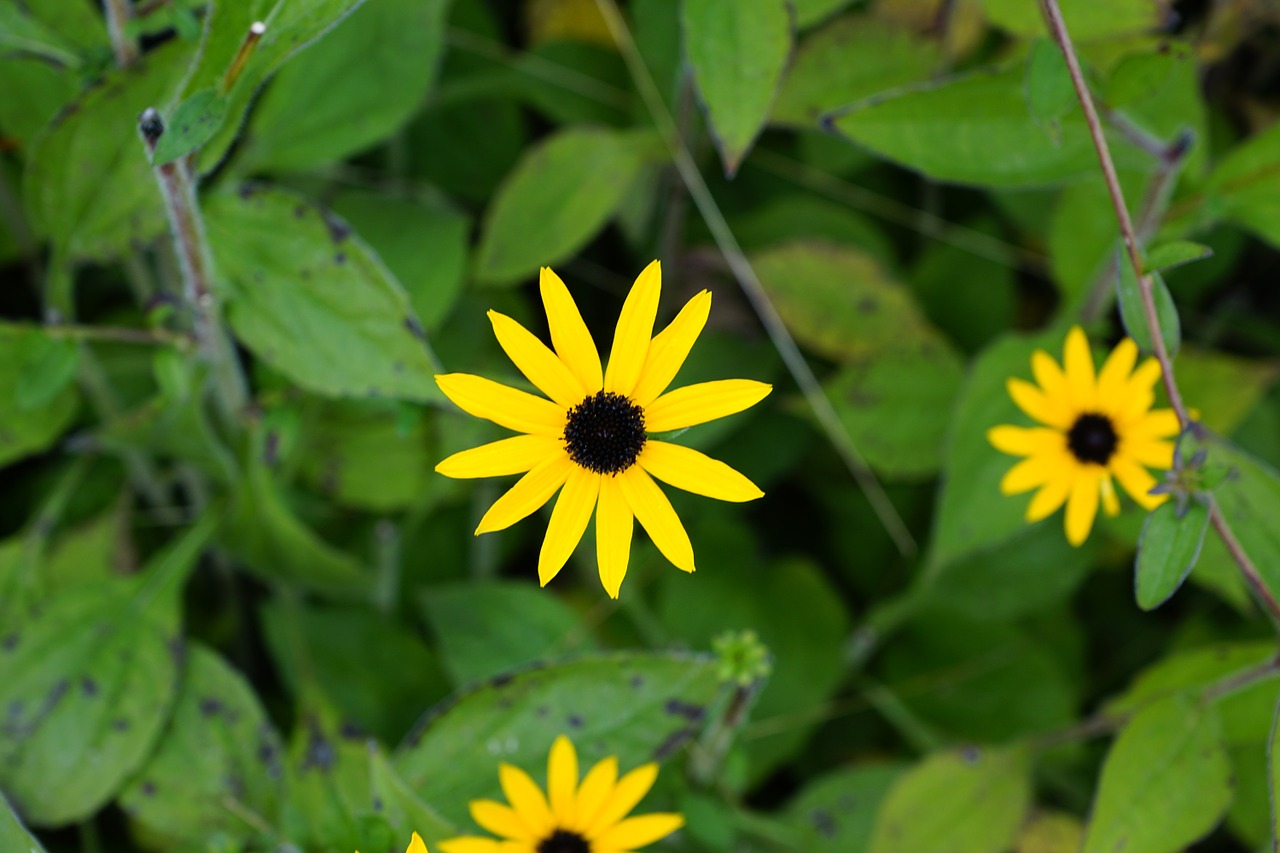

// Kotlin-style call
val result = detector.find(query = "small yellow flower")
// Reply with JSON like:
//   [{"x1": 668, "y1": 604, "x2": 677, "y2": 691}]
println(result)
[
  {"x1": 434, "y1": 261, "x2": 772, "y2": 597},
  {"x1": 439, "y1": 735, "x2": 683, "y2": 853},
  {"x1": 358, "y1": 831, "x2": 428, "y2": 853},
  {"x1": 987, "y1": 326, "x2": 1179, "y2": 546}
]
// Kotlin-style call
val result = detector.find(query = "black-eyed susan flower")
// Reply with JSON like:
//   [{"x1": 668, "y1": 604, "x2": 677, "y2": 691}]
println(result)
[
  {"x1": 358, "y1": 831, "x2": 428, "y2": 853},
  {"x1": 987, "y1": 326, "x2": 1179, "y2": 546},
  {"x1": 434, "y1": 261, "x2": 771, "y2": 598},
  {"x1": 439, "y1": 735, "x2": 683, "y2": 853}
]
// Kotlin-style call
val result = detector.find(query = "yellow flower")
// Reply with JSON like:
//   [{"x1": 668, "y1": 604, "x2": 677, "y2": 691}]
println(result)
[
  {"x1": 439, "y1": 735, "x2": 683, "y2": 853},
  {"x1": 987, "y1": 326, "x2": 1179, "y2": 546},
  {"x1": 434, "y1": 261, "x2": 772, "y2": 597},
  {"x1": 358, "y1": 831, "x2": 428, "y2": 853}
]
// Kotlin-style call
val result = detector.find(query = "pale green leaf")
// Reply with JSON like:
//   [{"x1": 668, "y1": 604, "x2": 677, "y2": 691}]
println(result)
[
  {"x1": 1205, "y1": 119, "x2": 1280, "y2": 249},
  {"x1": 1134, "y1": 499, "x2": 1209, "y2": 610},
  {"x1": 980, "y1": 0, "x2": 1167, "y2": 40},
  {"x1": 1143, "y1": 240, "x2": 1213, "y2": 274},
  {"x1": 0, "y1": 324, "x2": 79, "y2": 467},
  {"x1": 1175, "y1": 348, "x2": 1280, "y2": 436},
  {"x1": 785, "y1": 763, "x2": 906, "y2": 851},
  {"x1": 0, "y1": 792, "x2": 45, "y2": 853},
  {"x1": 1116, "y1": 256, "x2": 1180, "y2": 357},
  {"x1": 151, "y1": 89, "x2": 229, "y2": 165}
]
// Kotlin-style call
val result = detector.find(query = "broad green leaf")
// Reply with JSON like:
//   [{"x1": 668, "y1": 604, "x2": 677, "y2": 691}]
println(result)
[
  {"x1": 1134, "y1": 499, "x2": 1210, "y2": 610},
  {"x1": 980, "y1": 0, "x2": 1166, "y2": 40},
  {"x1": 1226, "y1": 743, "x2": 1269, "y2": 849},
  {"x1": 329, "y1": 190, "x2": 469, "y2": 333},
  {"x1": 96, "y1": 390, "x2": 238, "y2": 484},
  {"x1": 421, "y1": 581, "x2": 597, "y2": 687},
  {"x1": 11, "y1": 0, "x2": 105, "y2": 51},
  {"x1": 23, "y1": 38, "x2": 195, "y2": 261},
  {"x1": 394, "y1": 653, "x2": 723, "y2": 826},
  {"x1": 1024, "y1": 38, "x2": 1074, "y2": 140},
  {"x1": 1083, "y1": 694, "x2": 1231, "y2": 853},
  {"x1": 43, "y1": 504, "x2": 129, "y2": 593},
  {"x1": 751, "y1": 240, "x2": 944, "y2": 362},
  {"x1": 1107, "y1": 45, "x2": 1207, "y2": 177},
  {"x1": 1208, "y1": 440, "x2": 1280, "y2": 604},
  {"x1": 0, "y1": 792, "x2": 45, "y2": 853},
  {"x1": 260, "y1": 601, "x2": 447, "y2": 744},
  {"x1": 236, "y1": 0, "x2": 448, "y2": 173},
  {"x1": 117, "y1": 644, "x2": 285, "y2": 848},
  {"x1": 791, "y1": 0, "x2": 856, "y2": 28},
  {"x1": 1174, "y1": 349, "x2": 1280, "y2": 436},
  {"x1": 475, "y1": 127, "x2": 653, "y2": 284},
  {"x1": 1015, "y1": 812, "x2": 1085, "y2": 853},
  {"x1": 0, "y1": 58, "x2": 79, "y2": 150},
  {"x1": 1144, "y1": 240, "x2": 1213, "y2": 274},
  {"x1": 0, "y1": 3, "x2": 82, "y2": 67},
  {"x1": 826, "y1": 66, "x2": 1145, "y2": 188},
  {"x1": 730, "y1": 195, "x2": 895, "y2": 266},
  {"x1": 784, "y1": 763, "x2": 906, "y2": 851},
  {"x1": 0, "y1": 324, "x2": 79, "y2": 467},
  {"x1": 150, "y1": 89, "x2": 229, "y2": 165},
  {"x1": 1205, "y1": 119, "x2": 1280, "y2": 249},
  {"x1": 204, "y1": 185, "x2": 440, "y2": 403},
  {"x1": 1116, "y1": 256, "x2": 1180, "y2": 358},
  {"x1": 682, "y1": 0, "x2": 791, "y2": 175},
  {"x1": 1047, "y1": 171, "x2": 1147, "y2": 301},
  {"x1": 825, "y1": 343, "x2": 964, "y2": 478},
  {"x1": 220, "y1": 458, "x2": 370, "y2": 597},
  {"x1": 1270, "y1": 700, "x2": 1280, "y2": 847},
  {"x1": 868, "y1": 746, "x2": 1032, "y2": 853},
  {"x1": 772, "y1": 15, "x2": 939, "y2": 128}
]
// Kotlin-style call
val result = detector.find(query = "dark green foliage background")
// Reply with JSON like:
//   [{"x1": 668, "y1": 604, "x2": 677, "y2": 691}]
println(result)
[{"x1": 3, "y1": 1, "x2": 1280, "y2": 851}]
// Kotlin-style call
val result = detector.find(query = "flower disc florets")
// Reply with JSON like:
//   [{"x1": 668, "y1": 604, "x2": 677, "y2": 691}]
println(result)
[
  {"x1": 537, "y1": 830, "x2": 591, "y2": 853},
  {"x1": 1067, "y1": 412, "x2": 1118, "y2": 465},
  {"x1": 563, "y1": 390, "x2": 646, "y2": 475}
]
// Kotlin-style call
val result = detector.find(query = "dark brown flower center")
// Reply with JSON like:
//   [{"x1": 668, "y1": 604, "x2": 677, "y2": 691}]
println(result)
[
  {"x1": 563, "y1": 391, "x2": 646, "y2": 475},
  {"x1": 538, "y1": 829, "x2": 591, "y2": 853},
  {"x1": 1067, "y1": 412, "x2": 1118, "y2": 465}
]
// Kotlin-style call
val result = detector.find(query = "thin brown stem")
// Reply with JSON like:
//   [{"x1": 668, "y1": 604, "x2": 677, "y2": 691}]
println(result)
[
  {"x1": 1207, "y1": 496, "x2": 1280, "y2": 625},
  {"x1": 102, "y1": 0, "x2": 139, "y2": 66}
]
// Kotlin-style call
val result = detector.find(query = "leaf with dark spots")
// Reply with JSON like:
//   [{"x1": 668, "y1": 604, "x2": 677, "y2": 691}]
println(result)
[
  {"x1": 198, "y1": 697, "x2": 223, "y2": 717},
  {"x1": 301, "y1": 722, "x2": 336, "y2": 772},
  {"x1": 1, "y1": 634, "x2": 17, "y2": 652},
  {"x1": 80, "y1": 678, "x2": 98, "y2": 697},
  {"x1": 664, "y1": 699, "x2": 706, "y2": 722},
  {"x1": 567, "y1": 714, "x2": 584, "y2": 729},
  {"x1": 653, "y1": 726, "x2": 697, "y2": 762}
]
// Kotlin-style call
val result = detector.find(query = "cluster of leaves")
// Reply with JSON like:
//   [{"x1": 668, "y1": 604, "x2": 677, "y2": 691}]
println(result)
[{"x1": 3, "y1": 0, "x2": 1280, "y2": 852}]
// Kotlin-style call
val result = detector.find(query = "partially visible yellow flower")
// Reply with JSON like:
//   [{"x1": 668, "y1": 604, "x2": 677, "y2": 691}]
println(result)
[
  {"x1": 439, "y1": 735, "x2": 683, "y2": 853},
  {"x1": 358, "y1": 831, "x2": 428, "y2": 853},
  {"x1": 434, "y1": 261, "x2": 772, "y2": 598},
  {"x1": 987, "y1": 326, "x2": 1179, "y2": 546}
]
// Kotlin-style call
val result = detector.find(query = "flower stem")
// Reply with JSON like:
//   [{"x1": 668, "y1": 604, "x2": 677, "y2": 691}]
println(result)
[
  {"x1": 1041, "y1": 0, "x2": 1279, "y2": 625},
  {"x1": 102, "y1": 0, "x2": 139, "y2": 67}
]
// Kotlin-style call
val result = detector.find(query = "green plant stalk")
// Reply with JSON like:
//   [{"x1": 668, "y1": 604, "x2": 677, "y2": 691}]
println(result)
[
  {"x1": 101, "y1": 0, "x2": 139, "y2": 67},
  {"x1": 139, "y1": 110, "x2": 249, "y2": 431},
  {"x1": 1040, "y1": 0, "x2": 1280, "y2": 626},
  {"x1": 594, "y1": 0, "x2": 917, "y2": 557}
]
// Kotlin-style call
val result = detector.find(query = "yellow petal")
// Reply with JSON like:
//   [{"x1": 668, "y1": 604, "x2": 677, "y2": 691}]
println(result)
[
  {"x1": 1062, "y1": 326, "x2": 1097, "y2": 410},
  {"x1": 436, "y1": 373, "x2": 566, "y2": 436},
  {"x1": 1100, "y1": 473, "x2": 1120, "y2": 517},
  {"x1": 1112, "y1": 455, "x2": 1165, "y2": 510},
  {"x1": 498, "y1": 764, "x2": 554, "y2": 836},
  {"x1": 583, "y1": 763, "x2": 658, "y2": 837},
  {"x1": 471, "y1": 800, "x2": 534, "y2": 842},
  {"x1": 1124, "y1": 408, "x2": 1180, "y2": 440},
  {"x1": 541, "y1": 267, "x2": 603, "y2": 393},
  {"x1": 1064, "y1": 469, "x2": 1100, "y2": 546},
  {"x1": 436, "y1": 435, "x2": 564, "y2": 479},
  {"x1": 987, "y1": 425, "x2": 1065, "y2": 457},
  {"x1": 639, "y1": 440, "x2": 762, "y2": 502},
  {"x1": 571, "y1": 757, "x2": 618, "y2": 833},
  {"x1": 408, "y1": 833, "x2": 429, "y2": 853},
  {"x1": 438, "y1": 838, "x2": 503, "y2": 853},
  {"x1": 618, "y1": 466, "x2": 695, "y2": 573},
  {"x1": 1026, "y1": 474, "x2": 1072, "y2": 523},
  {"x1": 538, "y1": 467, "x2": 600, "y2": 587},
  {"x1": 631, "y1": 290, "x2": 712, "y2": 407},
  {"x1": 1031, "y1": 349, "x2": 1071, "y2": 409},
  {"x1": 1006, "y1": 378, "x2": 1071, "y2": 429},
  {"x1": 596, "y1": 475, "x2": 634, "y2": 599},
  {"x1": 999, "y1": 455, "x2": 1060, "y2": 495},
  {"x1": 475, "y1": 454, "x2": 572, "y2": 535},
  {"x1": 644, "y1": 379, "x2": 772, "y2": 433},
  {"x1": 603, "y1": 260, "x2": 662, "y2": 397},
  {"x1": 1124, "y1": 439, "x2": 1175, "y2": 469},
  {"x1": 547, "y1": 735, "x2": 579, "y2": 825},
  {"x1": 489, "y1": 310, "x2": 587, "y2": 409},
  {"x1": 1095, "y1": 337, "x2": 1138, "y2": 408},
  {"x1": 593, "y1": 813, "x2": 685, "y2": 849}
]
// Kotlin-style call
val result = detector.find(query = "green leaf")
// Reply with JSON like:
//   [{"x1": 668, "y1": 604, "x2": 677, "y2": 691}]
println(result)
[
  {"x1": 420, "y1": 581, "x2": 597, "y2": 687},
  {"x1": 750, "y1": 240, "x2": 945, "y2": 362},
  {"x1": 43, "y1": 504, "x2": 128, "y2": 593},
  {"x1": 0, "y1": 2, "x2": 83, "y2": 67},
  {"x1": 980, "y1": 0, "x2": 1166, "y2": 40},
  {"x1": 0, "y1": 792, "x2": 45, "y2": 853},
  {"x1": 394, "y1": 653, "x2": 722, "y2": 826},
  {"x1": 1024, "y1": 38, "x2": 1075, "y2": 140},
  {"x1": 11, "y1": 0, "x2": 106, "y2": 52},
  {"x1": 96, "y1": 389, "x2": 238, "y2": 485},
  {"x1": 1116, "y1": 254, "x2": 1181, "y2": 357},
  {"x1": 1207, "y1": 440, "x2": 1280, "y2": 604},
  {"x1": 236, "y1": 0, "x2": 448, "y2": 173},
  {"x1": 682, "y1": 0, "x2": 791, "y2": 175},
  {"x1": 868, "y1": 746, "x2": 1032, "y2": 853},
  {"x1": 825, "y1": 66, "x2": 1145, "y2": 188},
  {"x1": 1205, "y1": 120, "x2": 1280, "y2": 249},
  {"x1": 1174, "y1": 349, "x2": 1280, "y2": 436},
  {"x1": 785, "y1": 763, "x2": 906, "y2": 852},
  {"x1": 0, "y1": 58, "x2": 79, "y2": 150},
  {"x1": 772, "y1": 15, "x2": 939, "y2": 128},
  {"x1": 1134, "y1": 499, "x2": 1210, "y2": 610},
  {"x1": 0, "y1": 581, "x2": 182, "y2": 826},
  {"x1": 790, "y1": 0, "x2": 855, "y2": 28},
  {"x1": 117, "y1": 644, "x2": 284, "y2": 848},
  {"x1": 1143, "y1": 240, "x2": 1213, "y2": 274},
  {"x1": 150, "y1": 89, "x2": 229, "y2": 165},
  {"x1": 730, "y1": 195, "x2": 895, "y2": 266},
  {"x1": 0, "y1": 324, "x2": 79, "y2": 467},
  {"x1": 1269, "y1": 700, "x2": 1280, "y2": 848},
  {"x1": 203, "y1": 185, "x2": 440, "y2": 403},
  {"x1": 23, "y1": 38, "x2": 195, "y2": 261},
  {"x1": 1083, "y1": 694, "x2": 1232, "y2": 853},
  {"x1": 474, "y1": 127, "x2": 653, "y2": 284}
]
